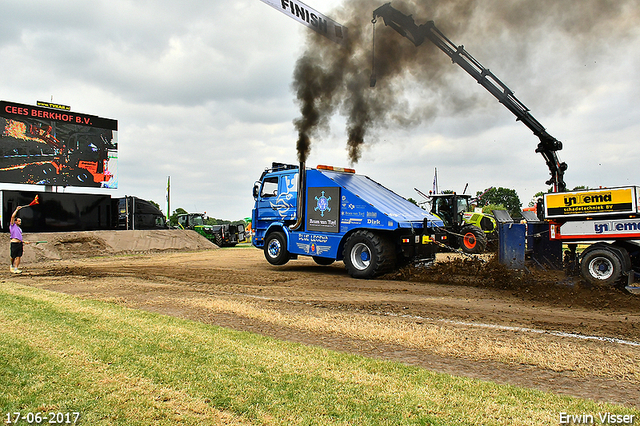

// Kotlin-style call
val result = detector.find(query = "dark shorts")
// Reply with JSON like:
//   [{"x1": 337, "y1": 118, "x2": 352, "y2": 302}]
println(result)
[{"x1": 10, "y1": 241, "x2": 23, "y2": 259}]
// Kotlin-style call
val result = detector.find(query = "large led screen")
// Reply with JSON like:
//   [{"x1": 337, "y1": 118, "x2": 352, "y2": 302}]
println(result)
[{"x1": 0, "y1": 100, "x2": 118, "y2": 188}]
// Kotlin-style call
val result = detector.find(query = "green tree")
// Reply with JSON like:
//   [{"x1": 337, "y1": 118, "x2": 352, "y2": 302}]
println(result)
[
  {"x1": 476, "y1": 187, "x2": 522, "y2": 218},
  {"x1": 481, "y1": 203, "x2": 506, "y2": 215}
]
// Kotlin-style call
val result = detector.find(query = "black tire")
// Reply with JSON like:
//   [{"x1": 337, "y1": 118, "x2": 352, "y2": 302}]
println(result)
[
  {"x1": 459, "y1": 225, "x2": 487, "y2": 254},
  {"x1": 580, "y1": 247, "x2": 624, "y2": 286},
  {"x1": 343, "y1": 230, "x2": 396, "y2": 279},
  {"x1": 313, "y1": 256, "x2": 335, "y2": 266},
  {"x1": 214, "y1": 234, "x2": 224, "y2": 247},
  {"x1": 264, "y1": 231, "x2": 290, "y2": 265}
]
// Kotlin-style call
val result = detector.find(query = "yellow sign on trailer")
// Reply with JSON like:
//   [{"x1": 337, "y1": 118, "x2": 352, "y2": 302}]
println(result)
[{"x1": 544, "y1": 186, "x2": 640, "y2": 219}]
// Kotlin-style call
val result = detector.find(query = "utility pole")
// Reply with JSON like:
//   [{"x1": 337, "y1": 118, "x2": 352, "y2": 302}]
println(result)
[{"x1": 166, "y1": 176, "x2": 171, "y2": 222}]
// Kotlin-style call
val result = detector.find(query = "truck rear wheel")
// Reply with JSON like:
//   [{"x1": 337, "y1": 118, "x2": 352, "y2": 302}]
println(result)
[
  {"x1": 264, "y1": 231, "x2": 290, "y2": 265},
  {"x1": 580, "y1": 247, "x2": 623, "y2": 286},
  {"x1": 343, "y1": 230, "x2": 396, "y2": 279},
  {"x1": 459, "y1": 225, "x2": 487, "y2": 254}
]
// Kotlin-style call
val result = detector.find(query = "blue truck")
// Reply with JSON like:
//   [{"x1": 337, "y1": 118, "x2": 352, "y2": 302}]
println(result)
[{"x1": 251, "y1": 162, "x2": 445, "y2": 278}]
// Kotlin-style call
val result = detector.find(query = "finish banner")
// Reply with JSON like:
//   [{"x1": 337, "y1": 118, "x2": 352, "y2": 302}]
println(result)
[{"x1": 259, "y1": 0, "x2": 347, "y2": 45}]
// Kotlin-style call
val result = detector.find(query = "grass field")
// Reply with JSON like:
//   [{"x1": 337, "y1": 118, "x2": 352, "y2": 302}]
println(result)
[{"x1": 1, "y1": 281, "x2": 637, "y2": 425}]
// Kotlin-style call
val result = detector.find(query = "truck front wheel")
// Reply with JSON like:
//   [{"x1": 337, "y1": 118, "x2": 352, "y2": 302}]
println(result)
[
  {"x1": 343, "y1": 230, "x2": 395, "y2": 279},
  {"x1": 580, "y1": 247, "x2": 624, "y2": 286},
  {"x1": 264, "y1": 231, "x2": 290, "y2": 265}
]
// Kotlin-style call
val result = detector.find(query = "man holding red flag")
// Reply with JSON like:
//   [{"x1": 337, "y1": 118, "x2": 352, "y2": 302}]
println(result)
[{"x1": 9, "y1": 198, "x2": 37, "y2": 273}]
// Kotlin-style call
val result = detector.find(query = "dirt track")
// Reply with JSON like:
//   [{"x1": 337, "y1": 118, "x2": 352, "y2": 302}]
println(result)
[{"x1": 8, "y1": 238, "x2": 640, "y2": 409}]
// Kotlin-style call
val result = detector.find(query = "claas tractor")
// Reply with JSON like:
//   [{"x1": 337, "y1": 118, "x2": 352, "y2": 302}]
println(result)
[{"x1": 425, "y1": 192, "x2": 497, "y2": 254}]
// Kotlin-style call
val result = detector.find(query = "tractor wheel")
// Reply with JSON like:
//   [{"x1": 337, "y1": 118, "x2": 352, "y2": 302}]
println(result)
[
  {"x1": 313, "y1": 256, "x2": 335, "y2": 266},
  {"x1": 343, "y1": 230, "x2": 396, "y2": 279},
  {"x1": 214, "y1": 234, "x2": 224, "y2": 247},
  {"x1": 459, "y1": 225, "x2": 487, "y2": 254},
  {"x1": 264, "y1": 231, "x2": 290, "y2": 266},
  {"x1": 580, "y1": 247, "x2": 625, "y2": 286}
]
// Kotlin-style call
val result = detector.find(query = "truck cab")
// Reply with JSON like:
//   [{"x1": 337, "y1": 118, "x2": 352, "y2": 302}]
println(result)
[
  {"x1": 252, "y1": 163, "x2": 445, "y2": 278},
  {"x1": 177, "y1": 213, "x2": 205, "y2": 229}
]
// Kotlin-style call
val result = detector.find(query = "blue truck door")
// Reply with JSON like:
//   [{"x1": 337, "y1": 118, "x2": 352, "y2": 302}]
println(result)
[
  {"x1": 255, "y1": 172, "x2": 298, "y2": 225},
  {"x1": 255, "y1": 176, "x2": 280, "y2": 225}
]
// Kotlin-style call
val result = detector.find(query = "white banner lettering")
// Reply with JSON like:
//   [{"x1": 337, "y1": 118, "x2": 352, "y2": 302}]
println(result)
[{"x1": 259, "y1": 0, "x2": 347, "y2": 45}]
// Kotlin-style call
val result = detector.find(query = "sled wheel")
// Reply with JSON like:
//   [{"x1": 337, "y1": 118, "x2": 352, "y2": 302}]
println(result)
[{"x1": 580, "y1": 247, "x2": 624, "y2": 286}]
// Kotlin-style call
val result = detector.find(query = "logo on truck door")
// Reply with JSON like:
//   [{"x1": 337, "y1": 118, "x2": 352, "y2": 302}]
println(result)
[
  {"x1": 314, "y1": 191, "x2": 332, "y2": 217},
  {"x1": 307, "y1": 187, "x2": 340, "y2": 233}
]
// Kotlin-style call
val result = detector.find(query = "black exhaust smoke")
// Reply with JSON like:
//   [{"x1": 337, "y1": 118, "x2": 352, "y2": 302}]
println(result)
[{"x1": 291, "y1": 0, "x2": 636, "y2": 165}]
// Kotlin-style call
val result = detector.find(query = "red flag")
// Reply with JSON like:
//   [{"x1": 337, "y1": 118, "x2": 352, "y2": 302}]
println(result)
[{"x1": 28, "y1": 195, "x2": 39, "y2": 206}]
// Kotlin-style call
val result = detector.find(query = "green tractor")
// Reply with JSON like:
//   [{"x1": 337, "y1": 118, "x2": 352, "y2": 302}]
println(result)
[
  {"x1": 424, "y1": 193, "x2": 497, "y2": 254},
  {"x1": 177, "y1": 213, "x2": 245, "y2": 247}
]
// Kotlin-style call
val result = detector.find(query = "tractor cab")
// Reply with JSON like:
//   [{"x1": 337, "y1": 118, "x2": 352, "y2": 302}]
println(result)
[
  {"x1": 177, "y1": 213, "x2": 206, "y2": 229},
  {"x1": 427, "y1": 193, "x2": 497, "y2": 254},
  {"x1": 429, "y1": 194, "x2": 471, "y2": 228}
]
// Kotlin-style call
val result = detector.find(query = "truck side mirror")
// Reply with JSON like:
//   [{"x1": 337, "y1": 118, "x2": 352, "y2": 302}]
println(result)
[{"x1": 253, "y1": 182, "x2": 260, "y2": 200}]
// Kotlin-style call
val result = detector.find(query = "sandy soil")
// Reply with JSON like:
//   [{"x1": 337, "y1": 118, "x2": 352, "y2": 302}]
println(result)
[
  {"x1": 5, "y1": 231, "x2": 640, "y2": 408},
  {"x1": 2, "y1": 229, "x2": 216, "y2": 262}
]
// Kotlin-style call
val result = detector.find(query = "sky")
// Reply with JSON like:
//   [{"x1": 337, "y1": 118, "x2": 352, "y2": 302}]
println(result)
[{"x1": 1, "y1": 0, "x2": 639, "y2": 221}]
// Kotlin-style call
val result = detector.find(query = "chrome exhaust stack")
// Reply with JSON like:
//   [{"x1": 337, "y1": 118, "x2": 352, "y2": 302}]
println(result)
[{"x1": 289, "y1": 161, "x2": 306, "y2": 231}]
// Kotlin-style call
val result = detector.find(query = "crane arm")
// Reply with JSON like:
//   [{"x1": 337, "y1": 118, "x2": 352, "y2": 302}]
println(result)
[{"x1": 372, "y1": 3, "x2": 567, "y2": 192}]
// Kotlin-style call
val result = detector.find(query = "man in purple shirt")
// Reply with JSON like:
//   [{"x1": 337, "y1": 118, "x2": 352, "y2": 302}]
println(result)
[{"x1": 10, "y1": 206, "x2": 30, "y2": 274}]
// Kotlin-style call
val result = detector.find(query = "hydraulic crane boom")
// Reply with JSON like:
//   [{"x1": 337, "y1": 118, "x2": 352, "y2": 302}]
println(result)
[{"x1": 372, "y1": 3, "x2": 567, "y2": 192}]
